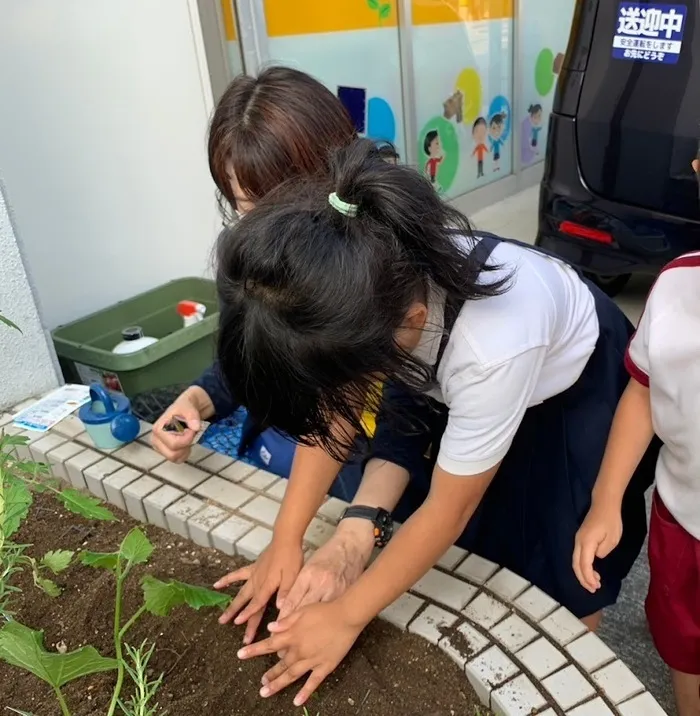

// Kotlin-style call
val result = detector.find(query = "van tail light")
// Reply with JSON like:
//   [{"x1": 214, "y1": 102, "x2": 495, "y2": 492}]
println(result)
[{"x1": 559, "y1": 220, "x2": 613, "y2": 245}]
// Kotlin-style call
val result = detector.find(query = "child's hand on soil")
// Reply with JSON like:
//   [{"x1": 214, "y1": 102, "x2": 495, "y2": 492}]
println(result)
[
  {"x1": 277, "y1": 521, "x2": 375, "y2": 619},
  {"x1": 572, "y1": 504, "x2": 623, "y2": 593},
  {"x1": 214, "y1": 539, "x2": 304, "y2": 644},
  {"x1": 237, "y1": 601, "x2": 363, "y2": 707}
]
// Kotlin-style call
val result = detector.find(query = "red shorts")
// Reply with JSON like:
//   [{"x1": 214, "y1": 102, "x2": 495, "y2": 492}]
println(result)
[{"x1": 646, "y1": 491, "x2": 700, "y2": 674}]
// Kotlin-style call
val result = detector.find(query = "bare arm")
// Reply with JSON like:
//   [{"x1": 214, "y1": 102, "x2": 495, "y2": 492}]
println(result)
[{"x1": 338, "y1": 463, "x2": 497, "y2": 627}]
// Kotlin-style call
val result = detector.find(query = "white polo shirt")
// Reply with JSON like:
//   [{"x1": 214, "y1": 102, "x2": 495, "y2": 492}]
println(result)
[
  {"x1": 625, "y1": 252, "x2": 700, "y2": 539},
  {"x1": 412, "y1": 237, "x2": 599, "y2": 476}
]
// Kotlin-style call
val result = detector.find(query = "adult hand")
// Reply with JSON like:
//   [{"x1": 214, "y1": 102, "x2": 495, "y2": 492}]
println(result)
[
  {"x1": 238, "y1": 601, "x2": 364, "y2": 707},
  {"x1": 214, "y1": 539, "x2": 304, "y2": 645},
  {"x1": 152, "y1": 387, "x2": 212, "y2": 463},
  {"x1": 277, "y1": 519, "x2": 375, "y2": 619},
  {"x1": 573, "y1": 504, "x2": 623, "y2": 593}
]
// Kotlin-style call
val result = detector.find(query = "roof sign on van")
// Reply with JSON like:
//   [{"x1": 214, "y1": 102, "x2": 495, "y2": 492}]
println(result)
[{"x1": 612, "y1": 3, "x2": 687, "y2": 64}]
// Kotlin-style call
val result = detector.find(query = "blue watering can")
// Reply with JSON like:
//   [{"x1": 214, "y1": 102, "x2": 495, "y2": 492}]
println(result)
[{"x1": 78, "y1": 383, "x2": 140, "y2": 449}]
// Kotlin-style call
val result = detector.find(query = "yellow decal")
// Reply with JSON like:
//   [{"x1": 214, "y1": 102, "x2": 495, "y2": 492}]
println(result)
[{"x1": 221, "y1": 0, "x2": 237, "y2": 41}]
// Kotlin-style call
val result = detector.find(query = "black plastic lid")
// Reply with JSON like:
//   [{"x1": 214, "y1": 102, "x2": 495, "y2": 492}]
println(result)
[{"x1": 121, "y1": 326, "x2": 145, "y2": 342}]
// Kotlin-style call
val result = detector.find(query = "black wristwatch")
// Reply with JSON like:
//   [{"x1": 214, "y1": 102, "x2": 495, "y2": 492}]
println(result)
[{"x1": 339, "y1": 506, "x2": 394, "y2": 548}]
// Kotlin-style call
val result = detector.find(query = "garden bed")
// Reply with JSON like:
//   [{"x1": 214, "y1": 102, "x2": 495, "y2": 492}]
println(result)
[{"x1": 0, "y1": 492, "x2": 491, "y2": 716}]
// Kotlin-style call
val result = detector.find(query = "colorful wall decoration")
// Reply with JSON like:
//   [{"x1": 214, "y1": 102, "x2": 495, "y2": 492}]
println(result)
[
  {"x1": 519, "y1": 0, "x2": 577, "y2": 168},
  {"x1": 255, "y1": 0, "x2": 575, "y2": 198}
]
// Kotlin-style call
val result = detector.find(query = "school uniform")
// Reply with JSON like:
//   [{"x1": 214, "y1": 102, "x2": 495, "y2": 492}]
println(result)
[
  {"x1": 368, "y1": 234, "x2": 657, "y2": 618},
  {"x1": 626, "y1": 252, "x2": 700, "y2": 675}
]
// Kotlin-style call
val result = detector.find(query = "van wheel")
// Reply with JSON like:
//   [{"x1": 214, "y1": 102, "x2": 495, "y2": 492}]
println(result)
[{"x1": 585, "y1": 272, "x2": 631, "y2": 298}]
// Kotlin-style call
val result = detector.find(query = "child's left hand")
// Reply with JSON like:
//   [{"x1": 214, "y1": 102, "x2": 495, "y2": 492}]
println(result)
[{"x1": 237, "y1": 601, "x2": 364, "y2": 707}]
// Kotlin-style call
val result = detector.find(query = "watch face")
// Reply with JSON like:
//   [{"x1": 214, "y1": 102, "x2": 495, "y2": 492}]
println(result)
[{"x1": 375, "y1": 509, "x2": 394, "y2": 547}]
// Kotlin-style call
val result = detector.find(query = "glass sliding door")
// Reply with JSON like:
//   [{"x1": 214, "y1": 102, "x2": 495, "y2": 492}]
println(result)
[
  {"x1": 221, "y1": 0, "x2": 245, "y2": 77},
  {"x1": 256, "y1": 0, "x2": 406, "y2": 159},
  {"x1": 518, "y1": 0, "x2": 576, "y2": 169}
]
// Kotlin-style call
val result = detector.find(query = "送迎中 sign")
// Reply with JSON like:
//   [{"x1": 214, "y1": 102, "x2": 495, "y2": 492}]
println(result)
[{"x1": 612, "y1": 3, "x2": 687, "y2": 65}]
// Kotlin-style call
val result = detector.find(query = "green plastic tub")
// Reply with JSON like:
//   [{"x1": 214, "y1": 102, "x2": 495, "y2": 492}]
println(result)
[{"x1": 52, "y1": 277, "x2": 218, "y2": 398}]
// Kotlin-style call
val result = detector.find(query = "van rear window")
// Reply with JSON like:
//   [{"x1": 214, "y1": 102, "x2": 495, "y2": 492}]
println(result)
[{"x1": 576, "y1": 1, "x2": 699, "y2": 221}]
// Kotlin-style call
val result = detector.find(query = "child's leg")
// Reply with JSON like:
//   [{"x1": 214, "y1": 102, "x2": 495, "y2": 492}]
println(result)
[{"x1": 671, "y1": 670, "x2": 700, "y2": 716}]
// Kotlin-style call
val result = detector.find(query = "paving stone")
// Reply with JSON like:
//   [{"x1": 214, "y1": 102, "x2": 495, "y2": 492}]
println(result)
[
  {"x1": 122, "y1": 476, "x2": 162, "y2": 522},
  {"x1": 568, "y1": 698, "x2": 615, "y2": 716},
  {"x1": 219, "y1": 461, "x2": 257, "y2": 483},
  {"x1": 239, "y1": 495, "x2": 282, "y2": 527},
  {"x1": 65, "y1": 448, "x2": 104, "y2": 489},
  {"x1": 462, "y1": 592, "x2": 510, "y2": 629},
  {"x1": 412, "y1": 569, "x2": 477, "y2": 611},
  {"x1": 438, "y1": 620, "x2": 490, "y2": 667},
  {"x1": 188, "y1": 505, "x2": 231, "y2": 547},
  {"x1": 304, "y1": 518, "x2": 335, "y2": 548},
  {"x1": 408, "y1": 604, "x2": 458, "y2": 645},
  {"x1": 486, "y1": 568, "x2": 530, "y2": 602},
  {"x1": 436, "y1": 545, "x2": 468, "y2": 571},
  {"x1": 592, "y1": 660, "x2": 645, "y2": 704},
  {"x1": 197, "y1": 452, "x2": 235, "y2": 473},
  {"x1": 103, "y1": 467, "x2": 142, "y2": 510},
  {"x1": 317, "y1": 497, "x2": 349, "y2": 524},
  {"x1": 52, "y1": 414, "x2": 86, "y2": 439},
  {"x1": 211, "y1": 515, "x2": 255, "y2": 556},
  {"x1": 0, "y1": 413, "x2": 13, "y2": 427},
  {"x1": 456, "y1": 553, "x2": 499, "y2": 584},
  {"x1": 194, "y1": 476, "x2": 255, "y2": 511},
  {"x1": 379, "y1": 593, "x2": 424, "y2": 630},
  {"x1": 566, "y1": 632, "x2": 616, "y2": 672},
  {"x1": 490, "y1": 613, "x2": 538, "y2": 652},
  {"x1": 618, "y1": 692, "x2": 668, "y2": 716},
  {"x1": 30, "y1": 433, "x2": 68, "y2": 463},
  {"x1": 113, "y1": 442, "x2": 164, "y2": 472},
  {"x1": 465, "y1": 645, "x2": 519, "y2": 706},
  {"x1": 144, "y1": 485, "x2": 185, "y2": 529},
  {"x1": 515, "y1": 637, "x2": 568, "y2": 680},
  {"x1": 186, "y1": 443, "x2": 214, "y2": 465},
  {"x1": 235, "y1": 526, "x2": 274, "y2": 561},
  {"x1": 46, "y1": 442, "x2": 85, "y2": 481},
  {"x1": 153, "y1": 461, "x2": 210, "y2": 491},
  {"x1": 165, "y1": 496, "x2": 206, "y2": 538},
  {"x1": 13, "y1": 429, "x2": 46, "y2": 460},
  {"x1": 266, "y1": 479, "x2": 288, "y2": 500},
  {"x1": 84, "y1": 457, "x2": 124, "y2": 499},
  {"x1": 540, "y1": 606, "x2": 587, "y2": 646},
  {"x1": 138, "y1": 421, "x2": 152, "y2": 438},
  {"x1": 490, "y1": 673, "x2": 547, "y2": 716},
  {"x1": 242, "y1": 470, "x2": 279, "y2": 492},
  {"x1": 514, "y1": 585, "x2": 558, "y2": 622},
  {"x1": 542, "y1": 664, "x2": 596, "y2": 711}
]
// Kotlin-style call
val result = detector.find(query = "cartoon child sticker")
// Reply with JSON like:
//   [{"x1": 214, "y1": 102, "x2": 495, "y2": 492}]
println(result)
[
  {"x1": 528, "y1": 104, "x2": 544, "y2": 154},
  {"x1": 423, "y1": 129, "x2": 444, "y2": 185},
  {"x1": 488, "y1": 113, "x2": 506, "y2": 172},
  {"x1": 471, "y1": 117, "x2": 489, "y2": 179}
]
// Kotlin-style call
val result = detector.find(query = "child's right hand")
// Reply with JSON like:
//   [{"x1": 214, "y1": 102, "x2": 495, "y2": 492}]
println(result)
[
  {"x1": 152, "y1": 386, "x2": 211, "y2": 462},
  {"x1": 573, "y1": 504, "x2": 623, "y2": 593}
]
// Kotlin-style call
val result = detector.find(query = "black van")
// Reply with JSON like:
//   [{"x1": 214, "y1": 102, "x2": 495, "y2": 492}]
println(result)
[{"x1": 537, "y1": 0, "x2": 700, "y2": 296}]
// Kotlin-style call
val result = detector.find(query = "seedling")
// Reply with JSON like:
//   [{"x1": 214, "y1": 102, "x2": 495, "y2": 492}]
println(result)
[{"x1": 0, "y1": 433, "x2": 231, "y2": 716}]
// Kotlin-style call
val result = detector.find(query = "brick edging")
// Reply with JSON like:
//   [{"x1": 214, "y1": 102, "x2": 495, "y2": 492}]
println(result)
[{"x1": 1, "y1": 403, "x2": 668, "y2": 716}]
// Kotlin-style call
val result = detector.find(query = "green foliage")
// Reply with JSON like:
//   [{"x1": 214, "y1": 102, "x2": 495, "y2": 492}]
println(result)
[
  {"x1": 0, "y1": 311, "x2": 21, "y2": 333},
  {"x1": 0, "y1": 621, "x2": 118, "y2": 687},
  {"x1": 120, "y1": 528, "x2": 154, "y2": 566},
  {"x1": 141, "y1": 576, "x2": 231, "y2": 617},
  {"x1": 41, "y1": 550, "x2": 74, "y2": 575},
  {"x1": 118, "y1": 641, "x2": 165, "y2": 716},
  {"x1": 366, "y1": 0, "x2": 392, "y2": 23},
  {"x1": 54, "y1": 488, "x2": 117, "y2": 522},
  {"x1": 2, "y1": 475, "x2": 32, "y2": 541},
  {"x1": 81, "y1": 550, "x2": 120, "y2": 572}
]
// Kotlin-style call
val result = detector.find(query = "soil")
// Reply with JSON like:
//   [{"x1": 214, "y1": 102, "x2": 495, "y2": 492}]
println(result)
[{"x1": 0, "y1": 493, "x2": 492, "y2": 716}]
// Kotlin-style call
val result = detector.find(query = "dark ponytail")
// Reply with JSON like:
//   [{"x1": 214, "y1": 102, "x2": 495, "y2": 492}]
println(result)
[{"x1": 216, "y1": 139, "x2": 511, "y2": 458}]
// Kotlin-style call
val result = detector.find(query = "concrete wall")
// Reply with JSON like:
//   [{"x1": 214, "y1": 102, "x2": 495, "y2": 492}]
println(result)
[
  {"x1": 0, "y1": 0, "x2": 221, "y2": 330},
  {"x1": 0, "y1": 184, "x2": 60, "y2": 410}
]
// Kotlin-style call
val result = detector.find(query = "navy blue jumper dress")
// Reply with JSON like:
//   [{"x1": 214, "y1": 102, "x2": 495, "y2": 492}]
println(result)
[{"x1": 365, "y1": 234, "x2": 658, "y2": 618}]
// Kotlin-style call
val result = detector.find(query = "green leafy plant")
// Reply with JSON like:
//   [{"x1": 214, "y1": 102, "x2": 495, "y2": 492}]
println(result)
[
  {"x1": 366, "y1": 0, "x2": 392, "y2": 23},
  {"x1": 0, "y1": 310, "x2": 21, "y2": 333},
  {"x1": 0, "y1": 521, "x2": 230, "y2": 716}
]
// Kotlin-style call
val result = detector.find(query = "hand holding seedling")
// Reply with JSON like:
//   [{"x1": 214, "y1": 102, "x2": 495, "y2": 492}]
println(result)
[
  {"x1": 214, "y1": 538, "x2": 304, "y2": 644},
  {"x1": 237, "y1": 600, "x2": 362, "y2": 707}
]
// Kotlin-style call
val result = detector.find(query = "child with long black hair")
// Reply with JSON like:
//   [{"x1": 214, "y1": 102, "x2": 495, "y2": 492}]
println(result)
[{"x1": 215, "y1": 139, "x2": 656, "y2": 707}]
